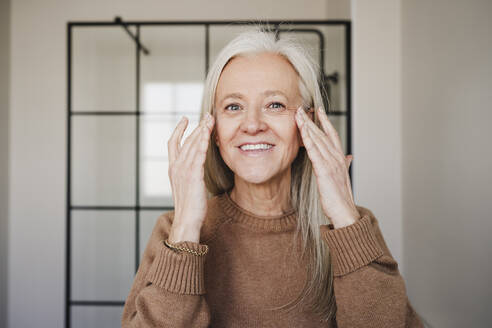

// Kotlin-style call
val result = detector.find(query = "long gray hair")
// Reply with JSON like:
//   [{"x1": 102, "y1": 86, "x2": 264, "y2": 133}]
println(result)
[{"x1": 200, "y1": 23, "x2": 336, "y2": 322}]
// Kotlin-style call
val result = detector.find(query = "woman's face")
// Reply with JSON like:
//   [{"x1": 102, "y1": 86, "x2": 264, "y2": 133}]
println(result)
[{"x1": 214, "y1": 52, "x2": 309, "y2": 184}]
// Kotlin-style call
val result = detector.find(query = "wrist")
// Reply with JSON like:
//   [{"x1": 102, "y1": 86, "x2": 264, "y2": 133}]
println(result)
[
  {"x1": 169, "y1": 220, "x2": 201, "y2": 243},
  {"x1": 331, "y1": 209, "x2": 361, "y2": 229}
]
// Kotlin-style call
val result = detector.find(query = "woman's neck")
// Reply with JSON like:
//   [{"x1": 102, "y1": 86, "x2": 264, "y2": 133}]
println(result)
[{"x1": 229, "y1": 169, "x2": 293, "y2": 217}]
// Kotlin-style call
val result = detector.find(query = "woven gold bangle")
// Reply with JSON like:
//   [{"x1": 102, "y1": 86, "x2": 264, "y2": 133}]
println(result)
[{"x1": 163, "y1": 238, "x2": 209, "y2": 256}]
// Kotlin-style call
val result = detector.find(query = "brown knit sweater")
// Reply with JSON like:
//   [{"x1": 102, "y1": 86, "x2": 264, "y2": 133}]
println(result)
[{"x1": 121, "y1": 191, "x2": 424, "y2": 327}]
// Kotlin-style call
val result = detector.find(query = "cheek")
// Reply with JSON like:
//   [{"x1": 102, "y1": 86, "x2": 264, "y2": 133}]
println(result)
[
  {"x1": 270, "y1": 121, "x2": 302, "y2": 158},
  {"x1": 280, "y1": 121, "x2": 301, "y2": 146},
  {"x1": 214, "y1": 118, "x2": 234, "y2": 146}
]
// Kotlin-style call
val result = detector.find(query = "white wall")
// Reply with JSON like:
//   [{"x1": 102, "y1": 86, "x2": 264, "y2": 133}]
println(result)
[
  {"x1": 8, "y1": 1, "x2": 362, "y2": 327},
  {"x1": 0, "y1": 0, "x2": 11, "y2": 327},
  {"x1": 401, "y1": 0, "x2": 492, "y2": 327},
  {"x1": 351, "y1": 0, "x2": 404, "y2": 270}
]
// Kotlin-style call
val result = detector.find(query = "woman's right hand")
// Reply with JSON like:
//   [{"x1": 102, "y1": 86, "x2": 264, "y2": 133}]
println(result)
[{"x1": 167, "y1": 112, "x2": 215, "y2": 243}]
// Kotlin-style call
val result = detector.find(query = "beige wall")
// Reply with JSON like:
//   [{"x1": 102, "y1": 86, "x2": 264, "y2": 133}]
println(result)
[
  {"x1": 351, "y1": 0, "x2": 404, "y2": 271},
  {"x1": 0, "y1": 0, "x2": 11, "y2": 327},
  {"x1": 401, "y1": 0, "x2": 492, "y2": 327}
]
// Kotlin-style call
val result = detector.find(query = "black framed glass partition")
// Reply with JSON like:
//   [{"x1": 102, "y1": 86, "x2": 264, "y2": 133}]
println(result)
[{"x1": 66, "y1": 19, "x2": 352, "y2": 328}]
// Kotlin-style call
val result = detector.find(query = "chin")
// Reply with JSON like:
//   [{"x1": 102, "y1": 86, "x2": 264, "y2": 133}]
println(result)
[{"x1": 234, "y1": 166, "x2": 277, "y2": 185}]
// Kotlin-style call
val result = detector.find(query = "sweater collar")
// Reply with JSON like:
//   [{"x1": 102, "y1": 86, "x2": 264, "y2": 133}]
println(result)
[{"x1": 218, "y1": 191, "x2": 298, "y2": 232}]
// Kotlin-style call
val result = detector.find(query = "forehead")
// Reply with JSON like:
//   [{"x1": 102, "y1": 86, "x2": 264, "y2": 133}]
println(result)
[{"x1": 215, "y1": 52, "x2": 300, "y2": 103}]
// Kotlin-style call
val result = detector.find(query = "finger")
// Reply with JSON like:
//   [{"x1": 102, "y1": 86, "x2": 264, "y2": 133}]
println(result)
[
  {"x1": 179, "y1": 120, "x2": 206, "y2": 163},
  {"x1": 185, "y1": 112, "x2": 214, "y2": 151},
  {"x1": 204, "y1": 112, "x2": 215, "y2": 132},
  {"x1": 180, "y1": 117, "x2": 212, "y2": 165},
  {"x1": 297, "y1": 107, "x2": 322, "y2": 134},
  {"x1": 303, "y1": 111, "x2": 341, "y2": 160},
  {"x1": 295, "y1": 106, "x2": 305, "y2": 130},
  {"x1": 317, "y1": 106, "x2": 344, "y2": 154},
  {"x1": 345, "y1": 155, "x2": 353, "y2": 169},
  {"x1": 190, "y1": 122, "x2": 212, "y2": 173},
  {"x1": 180, "y1": 116, "x2": 207, "y2": 154},
  {"x1": 294, "y1": 105, "x2": 313, "y2": 126},
  {"x1": 298, "y1": 119, "x2": 328, "y2": 177},
  {"x1": 186, "y1": 120, "x2": 213, "y2": 178},
  {"x1": 298, "y1": 108, "x2": 345, "y2": 165},
  {"x1": 305, "y1": 122, "x2": 346, "y2": 175},
  {"x1": 196, "y1": 113, "x2": 214, "y2": 157},
  {"x1": 168, "y1": 117, "x2": 188, "y2": 163}
]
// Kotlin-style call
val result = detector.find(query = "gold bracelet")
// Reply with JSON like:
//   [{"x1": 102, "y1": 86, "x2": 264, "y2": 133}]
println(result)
[{"x1": 163, "y1": 238, "x2": 209, "y2": 256}]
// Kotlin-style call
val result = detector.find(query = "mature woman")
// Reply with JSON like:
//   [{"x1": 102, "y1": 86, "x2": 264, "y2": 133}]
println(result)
[{"x1": 122, "y1": 26, "x2": 424, "y2": 327}]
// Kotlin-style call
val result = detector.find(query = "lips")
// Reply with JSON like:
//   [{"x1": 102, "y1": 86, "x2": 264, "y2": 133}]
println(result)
[
  {"x1": 237, "y1": 143, "x2": 275, "y2": 157},
  {"x1": 240, "y1": 144, "x2": 273, "y2": 151},
  {"x1": 237, "y1": 142, "x2": 275, "y2": 147}
]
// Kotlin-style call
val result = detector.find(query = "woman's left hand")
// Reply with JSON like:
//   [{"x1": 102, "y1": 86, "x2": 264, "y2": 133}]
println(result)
[{"x1": 295, "y1": 106, "x2": 361, "y2": 229}]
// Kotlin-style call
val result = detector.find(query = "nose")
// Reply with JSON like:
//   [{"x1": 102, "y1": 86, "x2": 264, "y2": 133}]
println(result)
[{"x1": 239, "y1": 105, "x2": 268, "y2": 134}]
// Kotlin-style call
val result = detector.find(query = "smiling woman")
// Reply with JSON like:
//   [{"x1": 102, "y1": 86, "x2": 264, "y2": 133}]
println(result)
[
  {"x1": 213, "y1": 53, "x2": 308, "y2": 189},
  {"x1": 121, "y1": 24, "x2": 424, "y2": 328}
]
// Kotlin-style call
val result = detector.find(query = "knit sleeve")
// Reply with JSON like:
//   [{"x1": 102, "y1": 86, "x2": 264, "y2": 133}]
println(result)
[
  {"x1": 121, "y1": 211, "x2": 211, "y2": 327},
  {"x1": 319, "y1": 207, "x2": 425, "y2": 328}
]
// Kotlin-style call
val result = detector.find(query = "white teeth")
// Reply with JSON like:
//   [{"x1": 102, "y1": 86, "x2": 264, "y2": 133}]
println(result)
[{"x1": 240, "y1": 143, "x2": 273, "y2": 151}]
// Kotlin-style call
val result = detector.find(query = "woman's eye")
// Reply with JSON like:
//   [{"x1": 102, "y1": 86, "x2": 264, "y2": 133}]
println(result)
[
  {"x1": 268, "y1": 102, "x2": 286, "y2": 110},
  {"x1": 225, "y1": 104, "x2": 241, "y2": 111}
]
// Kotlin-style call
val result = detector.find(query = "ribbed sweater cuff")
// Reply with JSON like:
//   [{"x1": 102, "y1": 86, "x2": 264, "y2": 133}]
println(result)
[
  {"x1": 146, "y1": 240, "x2": 208, "y2": 295},
  {"x1": 320, "y1": 214, "x2": 384, "y2": 277}
]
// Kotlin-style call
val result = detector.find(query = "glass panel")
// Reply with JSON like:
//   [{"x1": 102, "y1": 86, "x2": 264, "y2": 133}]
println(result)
[
  {"x1": 140, "y1": 26, "x2": 205, "y2": 114},
  {"x1": 72, "y1": 26, "x2": 136, "y2": 112},
  {"x1": 139, "y1": 114, "x2": 199, "y2": 206},
  {"x1": 139, "y1": 210, "x2": 167, "y2": 261},
  {"x1": 282, "y1": 25, "x2": 347, "y2": 112},
  {"x1": 71, "y1": 305, "x2": 124, "y2": 328},
  {"x1": 71, "y1": 116, "x2": 136, "y2": 206},
  {"x1": 71, "y1": 210, "x2": 135, "y2": 301},
  {"x1": 138, "y1": 26, "x2": 205, "y2": 205}
]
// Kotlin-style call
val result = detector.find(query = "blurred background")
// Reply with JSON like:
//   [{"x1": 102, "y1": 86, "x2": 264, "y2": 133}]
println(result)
[{"x1": 0, "y1": 0, "x2": 491, "y2": 327}]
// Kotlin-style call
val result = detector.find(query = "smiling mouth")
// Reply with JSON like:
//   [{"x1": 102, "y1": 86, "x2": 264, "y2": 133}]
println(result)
[
  {"x1": 238, "y1": 143, "x2": 274, "y2": 151},
  {"x1": 237, "y1": 143, "x2": 275, "y2": 156}
]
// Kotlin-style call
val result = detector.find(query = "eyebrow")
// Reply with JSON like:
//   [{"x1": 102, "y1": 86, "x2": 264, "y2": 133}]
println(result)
[{"x1": 219, "y1": 90, "x2": 289, "y2": 104}]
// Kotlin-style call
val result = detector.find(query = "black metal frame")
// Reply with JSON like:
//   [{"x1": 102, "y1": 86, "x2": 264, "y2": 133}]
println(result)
[{"x1": 66, "y1": 18, "x2": 352, "y2": 328}]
